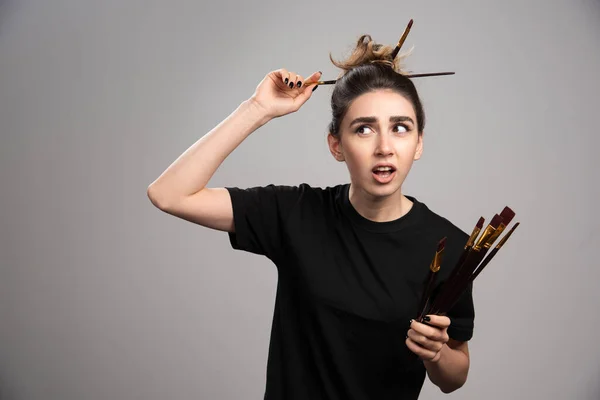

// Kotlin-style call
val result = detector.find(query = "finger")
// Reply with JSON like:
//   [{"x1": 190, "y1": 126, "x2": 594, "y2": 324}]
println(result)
[
  {"x1": 422, "y1": 315, "x2": 451, "y2": 329},
  {"x1": 407, "y1": 329, "x2": 443, "y2": 353},
  {"x1": 302, "y1": 71, "x2": 322, "y2": 87},
  {"x1": 286, "y1": 72, "x2": 298, "y2": 89},
  {"x1": 295, "y1": 74, "x2": 305, "y2": 89},
  {"x1": 291, "y1": 73, "x2": 303, "y2": 89},
  {"x1": 273, "y1": 68, "x2": 290, "y2": 86},
  {"x1": 409, "y1": 319, "x2": 447, "y2": 343},
  {"x1": 296, "y1": 71, "x2": 323, "y2": 102},
  {"x1": 405, "y1": 337, "x2": 438, "y2": 361},
  {"x1": 299, "y1": 71, "x2": 322, "y2": 97}
]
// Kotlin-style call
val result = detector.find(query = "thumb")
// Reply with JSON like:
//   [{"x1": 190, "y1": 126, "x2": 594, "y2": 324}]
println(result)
[
  {"x1": 303, "y1": 70, "x2": 323, "y2": 87},
  {"x1": 297, "y1": 71, "x2": 323, "y2": 101}
]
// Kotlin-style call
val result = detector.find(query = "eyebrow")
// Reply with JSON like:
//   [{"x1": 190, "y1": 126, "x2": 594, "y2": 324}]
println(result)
[{"x1": 348, "y1": 115, "x2": 415, "y2": 127}]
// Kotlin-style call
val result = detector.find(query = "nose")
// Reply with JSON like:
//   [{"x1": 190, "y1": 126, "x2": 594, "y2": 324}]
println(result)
[{"x1": 375, "y1": 132, "x2": 394, "y2": 157}]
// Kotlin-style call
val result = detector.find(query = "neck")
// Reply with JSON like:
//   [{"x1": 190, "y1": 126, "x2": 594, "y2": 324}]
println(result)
[{"x1": 348, "y1": 183, "x2": 413, "y2": 223}]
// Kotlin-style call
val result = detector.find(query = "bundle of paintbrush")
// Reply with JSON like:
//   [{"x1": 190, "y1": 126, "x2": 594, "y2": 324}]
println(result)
[{"x1": 416, "y1": 207, "x2": 520, "y2": 322}]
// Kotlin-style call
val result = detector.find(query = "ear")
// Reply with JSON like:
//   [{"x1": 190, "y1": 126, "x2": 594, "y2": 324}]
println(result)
[
  {"x1": 327, "y1": 133, "x2": 345, "y2": 162},
  {"x1": 414, "y1": 132, "x2": 424, "y2": 160}
]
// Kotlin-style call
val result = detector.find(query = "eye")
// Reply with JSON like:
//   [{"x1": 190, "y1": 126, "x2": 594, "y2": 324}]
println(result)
[
  {"x1": 354, "y1": 125, "x2": 374, "y2": 135},
  {"x1": 394, "y1": 124, "x2": 409, "y2": 133},
  {"x1": 354, "y1": 123, "x2": 411, "y2": 135}
]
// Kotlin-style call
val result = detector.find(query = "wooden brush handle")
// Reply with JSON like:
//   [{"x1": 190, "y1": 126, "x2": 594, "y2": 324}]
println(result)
[{"x1": 416, "y1": 271, "x2": 436, "y2": 320}]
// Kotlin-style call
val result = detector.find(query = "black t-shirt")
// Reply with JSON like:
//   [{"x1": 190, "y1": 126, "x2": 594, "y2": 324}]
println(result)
[{"x1": 225, "y1": 183, "x2": 475, "y2": 400}]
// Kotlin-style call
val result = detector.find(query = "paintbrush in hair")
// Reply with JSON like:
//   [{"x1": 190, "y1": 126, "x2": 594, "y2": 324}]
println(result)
[
  {"x1": 390, "y1": 18, "x2": 414, "y2": 60},
  {"x1": 305, "y1": 19, "x2": 455, "y2": 88},
  {"x1": 308, "y1": 72, "x2": 456, "y2": 87}
]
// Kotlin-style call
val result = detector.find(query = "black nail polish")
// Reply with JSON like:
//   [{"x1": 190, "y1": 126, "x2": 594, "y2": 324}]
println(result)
[
  {"x1": 312, "y1": 85, "x2": 318, "y2": 92},
  {"x1": 297, "y1": 81, "x2": 302, "y2": 87},
  {"x1": 423, "y1": 316, "x2": 431, "y2": 322},
  {"x1": 285, "y1": 78, "x2": 289, "y2": 84},
  {"x1": 289, "y1": 82, "x2": 294, "y2": 88}
]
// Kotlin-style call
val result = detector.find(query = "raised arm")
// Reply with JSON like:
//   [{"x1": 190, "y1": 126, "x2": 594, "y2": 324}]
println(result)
[{"x1": 146, "y1": 69, "x2": 322, "y2": 232}]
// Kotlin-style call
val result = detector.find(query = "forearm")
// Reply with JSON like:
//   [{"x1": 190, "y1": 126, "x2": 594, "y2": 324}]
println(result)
[
  {"x1": 423, "y1": 343, "x2": 469, "y2": 393},
  {"x1": 147, "y1": 98, "x2": 271, "y2": 206}
]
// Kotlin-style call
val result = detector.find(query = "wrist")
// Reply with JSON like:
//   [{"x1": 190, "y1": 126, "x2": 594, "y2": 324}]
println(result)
[{"x1": 244, "y1": 97, "x2": 273, "y2": 126}]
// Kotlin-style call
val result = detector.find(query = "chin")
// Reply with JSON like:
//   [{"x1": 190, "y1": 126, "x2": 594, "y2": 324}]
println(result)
[{"x1": 364, "y1": 180, "x2": 403, "y2": 199}]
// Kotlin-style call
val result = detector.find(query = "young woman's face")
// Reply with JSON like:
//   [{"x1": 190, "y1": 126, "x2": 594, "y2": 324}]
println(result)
[{"x1": 328, "y1": 89, "x2": 423, "y2": 199}]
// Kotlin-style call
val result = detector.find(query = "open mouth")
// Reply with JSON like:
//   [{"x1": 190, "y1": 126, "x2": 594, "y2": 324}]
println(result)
[
  {"x1": 372, "y1": 165, "x2": 396, "y2": 183},
  {"x1": 372, "y1": 166, "x2": 396, "y2": 177}
]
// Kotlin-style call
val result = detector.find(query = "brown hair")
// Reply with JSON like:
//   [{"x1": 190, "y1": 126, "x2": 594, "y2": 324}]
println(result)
[{"x1": 327, "y1": 34, "x2": 425, "y2": 137}]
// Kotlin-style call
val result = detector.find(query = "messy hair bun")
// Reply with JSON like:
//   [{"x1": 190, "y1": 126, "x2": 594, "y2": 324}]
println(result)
[
  {"x1": 326, "y1": 34, "x2": 424, "y2": 137},
  {"x1": 329, "y1": 34, "x2": 411, "y2": 79}
]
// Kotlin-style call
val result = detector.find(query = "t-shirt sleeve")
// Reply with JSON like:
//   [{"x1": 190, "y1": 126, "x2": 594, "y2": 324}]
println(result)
[
  {"x1": 446, "y1": 280, "x2": 475, "y2": 342},
  {"x1": 225, "y1": 184, "x2": 303, "y2": 262}
]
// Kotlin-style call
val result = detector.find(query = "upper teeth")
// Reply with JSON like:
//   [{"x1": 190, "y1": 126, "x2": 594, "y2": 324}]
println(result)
[{"x1": 375, "y1": 167, "x2": 392, "y2": 171}]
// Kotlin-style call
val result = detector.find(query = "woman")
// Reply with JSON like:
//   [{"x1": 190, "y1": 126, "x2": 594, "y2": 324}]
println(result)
[{"x1": 147, "y1": 35, "x2": 475, "y2": 400}]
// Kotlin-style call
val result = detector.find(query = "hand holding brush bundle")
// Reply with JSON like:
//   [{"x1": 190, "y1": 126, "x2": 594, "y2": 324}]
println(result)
[{"x1": 416, "y1": 207, "x2": 520, "y2": 322}]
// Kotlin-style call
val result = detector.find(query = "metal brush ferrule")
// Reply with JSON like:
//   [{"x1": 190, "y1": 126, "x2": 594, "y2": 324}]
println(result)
[
  {"x1": 429, "y1": 251, "x2": 442, "y2": 273},
  {"x1": 474, "y1": 226, "x2": 496, "y2": 251},
  {"x1": 483, "y1": 223, "x2": 507, "y2": 249},
  {"x1": 466, "y1": 227, "x2": 481, "y2": 248}
]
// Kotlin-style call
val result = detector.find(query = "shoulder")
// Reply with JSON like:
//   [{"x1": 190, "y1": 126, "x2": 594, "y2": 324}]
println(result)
[
  {"x1": 227, "y1": 182, "x2": 343, "y2": 195},
  {"x1": 227, "y1": 182, "x2": 344, "y2": 196},
  {"x1": 410, "y1": 196, "x2": 469, "y2": 244},
  {"x1": 226, "y1": 182, "x2": 346, "y2": 211}
]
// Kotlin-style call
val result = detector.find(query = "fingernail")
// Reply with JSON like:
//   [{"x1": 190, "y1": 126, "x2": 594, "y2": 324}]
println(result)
[
  {"x1": 312, "y1": 85, "x2": 318, "y2": 92},
  {"x1": 289, "y1": 82, "x2": 294, "y2": 88},
  {"x1": 285, "y1": 78, "x2": 289, "y2": 84},
  {"x1": 297, "y1": 81, "x2": 302, "y2": 87},
  {"x1": 423, "y1": 316, "x2": 431, "y2": 322}
]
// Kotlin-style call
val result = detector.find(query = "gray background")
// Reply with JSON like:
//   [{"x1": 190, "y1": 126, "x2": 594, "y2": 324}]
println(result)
[{"x1": 1, "y1": 0, "x2": 599, "y2": 399}]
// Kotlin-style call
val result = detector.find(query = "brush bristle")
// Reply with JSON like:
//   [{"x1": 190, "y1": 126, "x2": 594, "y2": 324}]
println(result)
[
  {"x1": 476, "y1": 217, "x2": 485, "y2": 229},
  {"x1": 490, "y1": 214, "x2": 503, "y2": 229},
  {"x1": 437, "y1": 237, "x2": 447, "y2": 251},
  {"x1": 500, "y1": 207, "x2": 515, "y2": 225},
  {"x1": 505, "y1": 221, "x2": 520, "y2": 233}
]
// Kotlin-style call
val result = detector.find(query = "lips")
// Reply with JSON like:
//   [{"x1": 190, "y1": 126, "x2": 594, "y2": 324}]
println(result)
[
  {"x1": 372, "y1": 163, "x2": 397, "y2": 184},
  {"x1": 372, "y1": 163, "x2": 397, "y2": 173}
]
